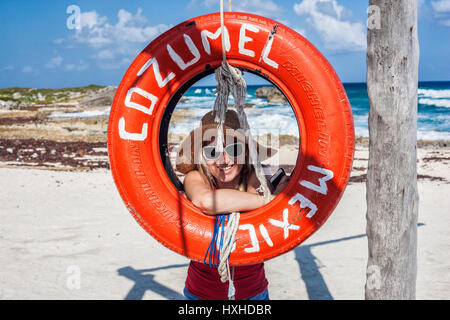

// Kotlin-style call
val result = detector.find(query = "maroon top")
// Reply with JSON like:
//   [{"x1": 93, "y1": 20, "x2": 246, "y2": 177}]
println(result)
[
  {"x1": 185, "y1": 169, "x2": 268, "y2": 300},
  {"x1": 185, "y1": 260, "x2": 268, "y2": 300}
]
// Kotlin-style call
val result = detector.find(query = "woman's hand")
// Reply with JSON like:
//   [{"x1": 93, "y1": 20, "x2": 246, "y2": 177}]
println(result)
[
  {"x1": 273, "y1": 175, "x2": 289, "y2": 195},
  {"x1": 184, "y1": 170, "x2": 266, "y2": 215},
  {"x1": 199, "y1": 193, "x2": 265, "y2": 215},
  {"x1": 194, "y1": 190, "x2": 266, "y2": 215}
]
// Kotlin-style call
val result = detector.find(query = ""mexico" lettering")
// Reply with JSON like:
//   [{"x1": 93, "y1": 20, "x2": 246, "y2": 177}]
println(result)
[{"x1": 236, "y1": 165, "x2": 334, "y2": 254}]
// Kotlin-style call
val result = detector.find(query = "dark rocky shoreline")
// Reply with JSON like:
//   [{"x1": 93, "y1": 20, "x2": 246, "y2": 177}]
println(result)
[{"x1": 0, "y1": 138, "x2": 109, "y2": 170}]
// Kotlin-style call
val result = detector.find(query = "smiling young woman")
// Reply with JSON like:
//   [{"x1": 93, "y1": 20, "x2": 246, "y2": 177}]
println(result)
[{"x1": 176, "y1": 109, "x2": 286, "y2": 300}]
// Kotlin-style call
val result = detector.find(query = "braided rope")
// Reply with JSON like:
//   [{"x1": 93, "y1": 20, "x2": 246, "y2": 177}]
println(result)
[
  {"x1": 213, "y1": 60, "x2": 273, "y2": 299},
  {"x1": 209, "y1": 0, "x2": 273, "y2": 300},
  {"x1": 214, "y1": 62, "x2": 273, "y2": 203}
]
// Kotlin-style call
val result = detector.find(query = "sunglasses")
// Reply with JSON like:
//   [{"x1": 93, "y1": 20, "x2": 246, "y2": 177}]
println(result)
[{"x1": 202, "y1": 143, "x2": 245, "y2": 161}]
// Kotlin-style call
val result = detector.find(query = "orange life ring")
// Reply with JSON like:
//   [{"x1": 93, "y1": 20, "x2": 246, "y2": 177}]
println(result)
[{"x1": 107, "y1": 12, "x2": 354, "y2": 265}]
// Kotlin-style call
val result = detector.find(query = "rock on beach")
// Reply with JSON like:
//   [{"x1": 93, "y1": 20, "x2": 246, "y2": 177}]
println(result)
[{"x1": 255, "y1": 86, "x2": 289, "y2": 104}]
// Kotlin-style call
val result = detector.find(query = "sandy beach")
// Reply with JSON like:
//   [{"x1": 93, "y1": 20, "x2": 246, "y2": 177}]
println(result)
[
  {"x1": 1, "y1": 0, "x2": 450, "y2": 302},
  {"x1": 0, "y1": 86, "x2": 449, "y2": 300},
  {"x1": 0, "y1": 140, "x2": 449, "y2": 300}
]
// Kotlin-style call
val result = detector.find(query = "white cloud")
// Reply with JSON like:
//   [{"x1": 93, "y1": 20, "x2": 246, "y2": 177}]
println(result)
[
  {"x1": 97, "y1": 57, "x2": 132, "y2": 70},
  {"x1": 232, "y1": 0, "x2": 283, "y2": 19},
  {"x1": 45, "y1": 54, "x2": 63, "y2": 68},
  {"x1": 73, "y1": 8, "x2": 169, "y2": 49},
  {"x1": 66, "y1": 8, "x2": 170, "y2": 69},
  {"x1": 293, "y1": 0, "x2": 366, "y2": 52},
  {"x1": 192, "y1": 0, "x2": 301, "y2": 37},
  {"x1": 22, "y1": 66, "x2": 36, "y2": 73},
  {"x1": 53, "y1": 38, "x2": 65, "y2": 45},
  {"x1": 92, "y1": 49, "x2": 115, "y2": 60},
  {"x1": 431, "y1": 0, "x2": 450, "y2": 26},
  {"x1": 292, "y1": 28, "x2": 307, "y2": 37},
  {"x1": 431, "y1": 0, "x2": 450, "y2": 12},
  {"x1": 191, "y1": 0, "x2": 283, "y2": 19},
  {"x1": 73, "y1": 11, "x2": 112, "y2": 47},
  {"x1": 65, "y1": 61, "x2": 89, "y2": 71}
]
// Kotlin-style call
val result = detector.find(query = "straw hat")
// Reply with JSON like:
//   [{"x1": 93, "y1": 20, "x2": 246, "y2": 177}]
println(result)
[{"x1": 175, "y1": 109, "x2": 277, "y2": 174}]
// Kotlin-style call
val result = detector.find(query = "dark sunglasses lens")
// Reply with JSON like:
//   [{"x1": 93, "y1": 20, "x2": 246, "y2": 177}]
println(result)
[
  {"x1": 226, "y1": 143, "x2": 243, "y2": 157},
  {"x1": 203, "y1": 146, "x2": 218, "y2": 160}
]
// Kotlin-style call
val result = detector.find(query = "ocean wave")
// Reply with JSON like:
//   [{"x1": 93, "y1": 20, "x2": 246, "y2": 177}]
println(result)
[
  {"x1": 418, "y1": 113, "x2": 450, "y2": 122},
  {"x1": 181, "y1": 95, "x2": 212, "y2": 101},
  {"x1": 48, "y1": 108, "x2": 110, "y2": 118},
  {"x1": 355, "y1": 127, "x2": 369, "y2": 138},
  {"x1": 169, "y1": 120, "x2": 198, "y2": 134},
  {"x1": 418, "y1": 98, "x2": 450, "y2": 108},
  {"x1": 352, "y1": 113, "x2": 369, "y2": 126},
  {"x1": 247, "y1": 113, "x2": 300, "y2": 137},
  {"x1": 418, "y1": 130, "x2": 450, "y2": 141},
  {"x1": 178, "y1": 97, "x2": 215, "y2": 110},
  {"x1": 355, "y1": 129, "x2": 450, "y2": 140},
  {"x1": 247, "y1": 98, "x2": 269, "y2": 106},
  {"x1": 418, "y1": 89, "x2": 450, "y2": 99},
  {"x1": 353, "y1": 128, "x2": 450, "y2": 140}
]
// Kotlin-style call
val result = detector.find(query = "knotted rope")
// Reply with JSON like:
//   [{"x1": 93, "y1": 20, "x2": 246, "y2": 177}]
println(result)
[
  {"x1": 208, "y1": 0, "x2": 273, "y2": 300},
  {"x1": 213, "y1": 61, "x2": 273, "y2": 204}
]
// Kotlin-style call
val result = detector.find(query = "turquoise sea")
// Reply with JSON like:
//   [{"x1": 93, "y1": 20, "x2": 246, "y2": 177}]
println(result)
[{"x1": 168, "y1": 81, "x2": 450, "y2": 141}]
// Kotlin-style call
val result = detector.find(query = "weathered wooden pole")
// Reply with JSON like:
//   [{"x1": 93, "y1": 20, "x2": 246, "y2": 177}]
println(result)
[{"x1": 365, "y1": 0, "x2": 419, "y2": 299}]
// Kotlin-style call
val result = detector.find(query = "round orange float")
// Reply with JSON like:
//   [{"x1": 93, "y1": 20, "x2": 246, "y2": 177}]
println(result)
[{"x1": 107, "y1": 12, "x2": 355, "y2": 265}]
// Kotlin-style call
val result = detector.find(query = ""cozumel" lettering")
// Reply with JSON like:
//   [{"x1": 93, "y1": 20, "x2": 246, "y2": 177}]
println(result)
[{"x1": 118, "y1": 22, "x2": 280, "y2": 142}]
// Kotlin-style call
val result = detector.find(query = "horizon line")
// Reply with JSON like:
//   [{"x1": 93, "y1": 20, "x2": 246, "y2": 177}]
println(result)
[{"x1": 1, "y1": 80, "x2": 449, "y2": 90}]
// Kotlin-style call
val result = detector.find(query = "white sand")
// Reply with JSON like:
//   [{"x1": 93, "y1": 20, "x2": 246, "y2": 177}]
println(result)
[{"x1": 0, "y1": 146, "x2": 449, "y2": 300}]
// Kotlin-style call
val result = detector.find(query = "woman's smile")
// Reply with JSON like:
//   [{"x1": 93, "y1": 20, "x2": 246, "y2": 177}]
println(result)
[
  {"x1": 217, "y1": 163, "x2": 235, "y2": 172},
  {"x1": 212, "y1": 160, "x2": 242, "y2": 182}
]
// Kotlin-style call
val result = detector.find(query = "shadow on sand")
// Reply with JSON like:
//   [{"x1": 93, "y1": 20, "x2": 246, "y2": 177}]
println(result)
[
  {"x1": 293, "y1": 234, "x2": 366, "y2": 300},
  {"x1": 294, "y1": 223, "x2": 424, "y2": 300},
  {"x1": 118, "y1": 264, "x2": 188, "y2": 300},
  {"x1": 118, "y1": 225, "x2": 424, "y2": 300}
]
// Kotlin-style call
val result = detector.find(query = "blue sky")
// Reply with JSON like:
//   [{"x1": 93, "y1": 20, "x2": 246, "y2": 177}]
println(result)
[{"x1": 0, "y1": 0, "x2": 449, "y2": 88}]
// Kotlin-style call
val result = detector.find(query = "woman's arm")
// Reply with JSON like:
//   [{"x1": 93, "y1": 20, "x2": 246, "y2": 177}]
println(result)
[
  {"x1": 246, "y1": 167, "x2": 269, "y2": 195},
  {"x1": 183, "y1": 170, "x2": 265, "y2": 215},
  {"x1": 247, "y1": 167, "x2": 289, "y2": 196}
]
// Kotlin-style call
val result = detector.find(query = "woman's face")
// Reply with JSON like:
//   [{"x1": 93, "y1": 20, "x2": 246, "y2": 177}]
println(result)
[{"x1": 203, "y1": 136, "x2": 245, "y2": 184}]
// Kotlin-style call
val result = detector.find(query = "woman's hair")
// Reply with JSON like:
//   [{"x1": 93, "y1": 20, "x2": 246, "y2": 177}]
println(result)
[{"x1": 196, "y1": 138, "x2": 253, "y2": 192}]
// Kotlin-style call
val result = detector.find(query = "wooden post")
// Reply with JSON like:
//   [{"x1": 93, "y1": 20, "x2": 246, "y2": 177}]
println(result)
[{"x1": 365, "y1": 0, "x2": 419, "y2": 299}]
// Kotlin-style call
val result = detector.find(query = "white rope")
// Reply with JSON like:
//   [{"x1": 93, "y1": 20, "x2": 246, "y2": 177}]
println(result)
[
  {"x1": 214, "y1": 62, "x2": 273, "y2": 203},
  {"x1": 213, "y1": 0, "x2": 273, "y2": 300},
  {"x1": 217, "y1": 211, "x2": 239, "y2": 299},
  {"x1": 220, "y1": 0, "x2": 226, "y2": 62}
]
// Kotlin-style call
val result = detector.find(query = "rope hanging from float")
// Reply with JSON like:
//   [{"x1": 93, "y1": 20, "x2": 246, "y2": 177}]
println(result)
[{"x1": 206, "y1": 0, "x2": 274, "y2": 300}]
